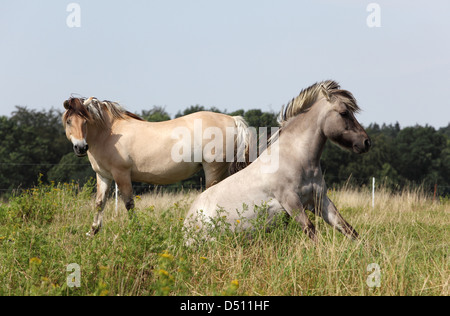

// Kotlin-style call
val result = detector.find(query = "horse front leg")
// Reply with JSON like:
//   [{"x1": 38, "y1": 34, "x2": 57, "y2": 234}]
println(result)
[
  {"x1": 88, "y1": 174, "x2": 112, "y2": 236},
  {"x1": 280, "y1": 191, "x2": 317, "y2": 242},
  {"x1": 318, "y1": 196, "x2": 359, "y2": 240}
]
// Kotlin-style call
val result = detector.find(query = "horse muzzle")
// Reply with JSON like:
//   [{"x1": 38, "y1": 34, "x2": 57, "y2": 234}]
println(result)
[
  {"x1": 353, "y1": 137, "x2": 371, "y2": 154},
  {"x1": 73, "y1": 142, "x2": 89, "y2": 157}
]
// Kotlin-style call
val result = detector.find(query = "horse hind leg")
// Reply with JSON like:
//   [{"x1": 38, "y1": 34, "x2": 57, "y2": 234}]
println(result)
[
  {"x1": 114, "y1": 172, "x2": 141, "y2": 229},
  {"x1": 203, "y1": 162, "x2": 229, "y2": 189}
]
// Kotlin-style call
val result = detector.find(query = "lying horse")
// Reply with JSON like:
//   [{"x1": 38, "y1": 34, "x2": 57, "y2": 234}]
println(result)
[
  {"x1": 184, "y1": 80, "x2": 371, "y2": 243},
  {"x1": 63, "y1": 97, "x2": 254, "y2": 235}
]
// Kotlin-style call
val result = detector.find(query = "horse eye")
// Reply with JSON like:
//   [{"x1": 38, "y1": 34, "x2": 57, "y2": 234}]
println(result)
[
  {"x1": 67, "y1": 119, "x2": 72, "y2": 125},
  {"x1": 340, "y1": 111, "x2": 349, "y2": 117}
]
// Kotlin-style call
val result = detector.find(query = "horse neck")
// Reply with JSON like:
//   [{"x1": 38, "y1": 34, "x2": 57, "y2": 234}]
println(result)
[
  {"x1": 280, "y1": 103, "x2": 328, "y2": 168},
  {"x1": 86, "y1": 117, "x2": 113, "y2": 148}
]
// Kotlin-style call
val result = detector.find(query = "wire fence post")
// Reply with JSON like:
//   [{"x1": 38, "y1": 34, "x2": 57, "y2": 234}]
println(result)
[
  {"x1": 372, "y1": 177, "x2": 375, "y2": 209},
  {"x1": 115, "y1": 182, "x2": 119, "y2": 216}
]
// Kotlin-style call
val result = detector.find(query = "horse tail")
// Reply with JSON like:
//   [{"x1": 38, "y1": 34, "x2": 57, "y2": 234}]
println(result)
[{"x1": 229, "y1": 116, "x2": 255, "y2": 175}]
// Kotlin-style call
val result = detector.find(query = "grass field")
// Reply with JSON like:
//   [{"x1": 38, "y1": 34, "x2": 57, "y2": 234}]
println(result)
[{"x1": 0, "y1": 180, "x2": 448, "y2": 296}]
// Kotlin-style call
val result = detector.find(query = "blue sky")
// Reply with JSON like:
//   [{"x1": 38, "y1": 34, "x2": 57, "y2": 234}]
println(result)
[{"x1": 1, "y1": 0, "x2": 449, "y2": 128}]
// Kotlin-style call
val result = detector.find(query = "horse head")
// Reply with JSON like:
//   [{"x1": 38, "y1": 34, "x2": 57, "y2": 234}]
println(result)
[
  {"x1": 320, "y1": 88, "x2": 371, "y2": 154},
  {"x1": 279, "y1": 80, "x2": 371, "y2": 155},
  {"x1": 63, "y1": 97, "x2": 92, "y2": 157}
]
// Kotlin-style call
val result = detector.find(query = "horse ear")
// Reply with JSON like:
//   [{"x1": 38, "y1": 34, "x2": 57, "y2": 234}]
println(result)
[
  {"x1": 83, "y1": 97, "x2": 94, "y2": 106},
  {"x1": 64, "y1": 100, "x2": 71, "y2": 110}
]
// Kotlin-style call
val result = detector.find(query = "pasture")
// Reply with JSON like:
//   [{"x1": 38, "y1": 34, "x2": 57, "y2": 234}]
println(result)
[{"x1": 0, "y1": 180, "x2": 448, "y2": 296}]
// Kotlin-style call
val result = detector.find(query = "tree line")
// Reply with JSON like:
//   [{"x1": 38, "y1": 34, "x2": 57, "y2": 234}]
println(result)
[{"x1": 0, "y1": 105, "x2": 449, "y2": 196}]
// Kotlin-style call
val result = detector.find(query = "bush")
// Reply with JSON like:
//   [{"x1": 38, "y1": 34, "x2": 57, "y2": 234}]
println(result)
[{"x1": 5, "y1": 175, "x2": 85, "y2": 226}]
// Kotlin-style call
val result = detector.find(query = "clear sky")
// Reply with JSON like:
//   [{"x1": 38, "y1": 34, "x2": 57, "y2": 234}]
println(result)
[{"x1": 1, "y1": 0, "x2": 449, "y2": 128}]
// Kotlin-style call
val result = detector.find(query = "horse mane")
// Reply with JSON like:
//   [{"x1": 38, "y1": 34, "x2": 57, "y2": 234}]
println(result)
[
  {"x1": 278, "y1": 80, "x2": 360, "y2": 127},
  {"x1": 63, "y1": 97, "x2": 144, "y2": 128},
  {"x1": 265, "y1": 80, "x2": 361, "y2": 146}
]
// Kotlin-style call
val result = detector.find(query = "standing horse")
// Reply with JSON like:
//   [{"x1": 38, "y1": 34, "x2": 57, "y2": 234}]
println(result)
[
  {"x1": 184, "y1": 80, "x2": 371, "y2": 243},
  {"x1": 63, "y1": 97, "x2": 254, "y2": 235}
]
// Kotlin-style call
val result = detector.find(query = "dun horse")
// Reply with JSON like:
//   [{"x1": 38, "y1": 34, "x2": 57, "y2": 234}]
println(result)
[
  {"x1": 184, "y1": 80, "x2": 371, "y2": 243},
  {"x1": 63, "y1": 97, "x2": 254, "y2": 235}
]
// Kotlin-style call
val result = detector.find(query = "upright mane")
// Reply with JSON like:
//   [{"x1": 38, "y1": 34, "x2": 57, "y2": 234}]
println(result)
[
  {"x1": 278, "y1": 80, "x2": 360, "y2": 127},
  {"x1": 63, "y1": 97, "x2": 144, "y2": 128}
]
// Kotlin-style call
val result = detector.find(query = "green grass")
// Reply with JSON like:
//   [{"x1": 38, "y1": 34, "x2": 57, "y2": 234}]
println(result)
[{"x1": 0, "y1": 181, "x2": 448, "y2": 296}]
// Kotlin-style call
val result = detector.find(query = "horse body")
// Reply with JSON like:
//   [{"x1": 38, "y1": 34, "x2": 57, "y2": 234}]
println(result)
[
  {"x1": 184, "y1": 81, "x2": 371, "y2": 243},
  {"x1": 63, "y1": 97, "x2": 253, "y2": 235},
  {"x1": 86, "y1": 111, "x2": 236, "y2": 184}
]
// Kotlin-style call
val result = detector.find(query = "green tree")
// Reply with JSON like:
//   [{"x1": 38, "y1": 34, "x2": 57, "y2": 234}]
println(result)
[
  {"x1": 1, "y1": 103, "x2": 448, "y2": 196},
  {"x1": 394, "y1": 125, "x2": 446, "y2": 184},
  {"x1": 241, "y1": 109, "x2": 278, "y2": 128},
  {"x1": 439, "y1": 123, "x2": 450, "y2": 138},
  {"x1": 140, "y1": 106, "x2": 171, "y2": 122},
  {"x1": 0, "y1": 107, "x2": 71, "y2": 191},
  {"x1": 175, "y1": 105, "x2": 223, "y2": 118}
]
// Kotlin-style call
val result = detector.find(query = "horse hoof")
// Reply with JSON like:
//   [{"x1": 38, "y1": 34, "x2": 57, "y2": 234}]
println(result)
[{"x1": 87, "y1": 226, "x2": 100, "y2": 237}]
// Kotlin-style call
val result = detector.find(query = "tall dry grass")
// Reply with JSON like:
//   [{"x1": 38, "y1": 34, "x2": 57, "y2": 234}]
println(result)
[{"x1": 0, "y1": 181, "x2": 448, "y2": 296}]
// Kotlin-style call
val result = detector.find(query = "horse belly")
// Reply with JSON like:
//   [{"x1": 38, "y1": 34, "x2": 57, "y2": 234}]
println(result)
[{"x1": 130, "y1": 161, "x2": 201, "y2": 185}]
